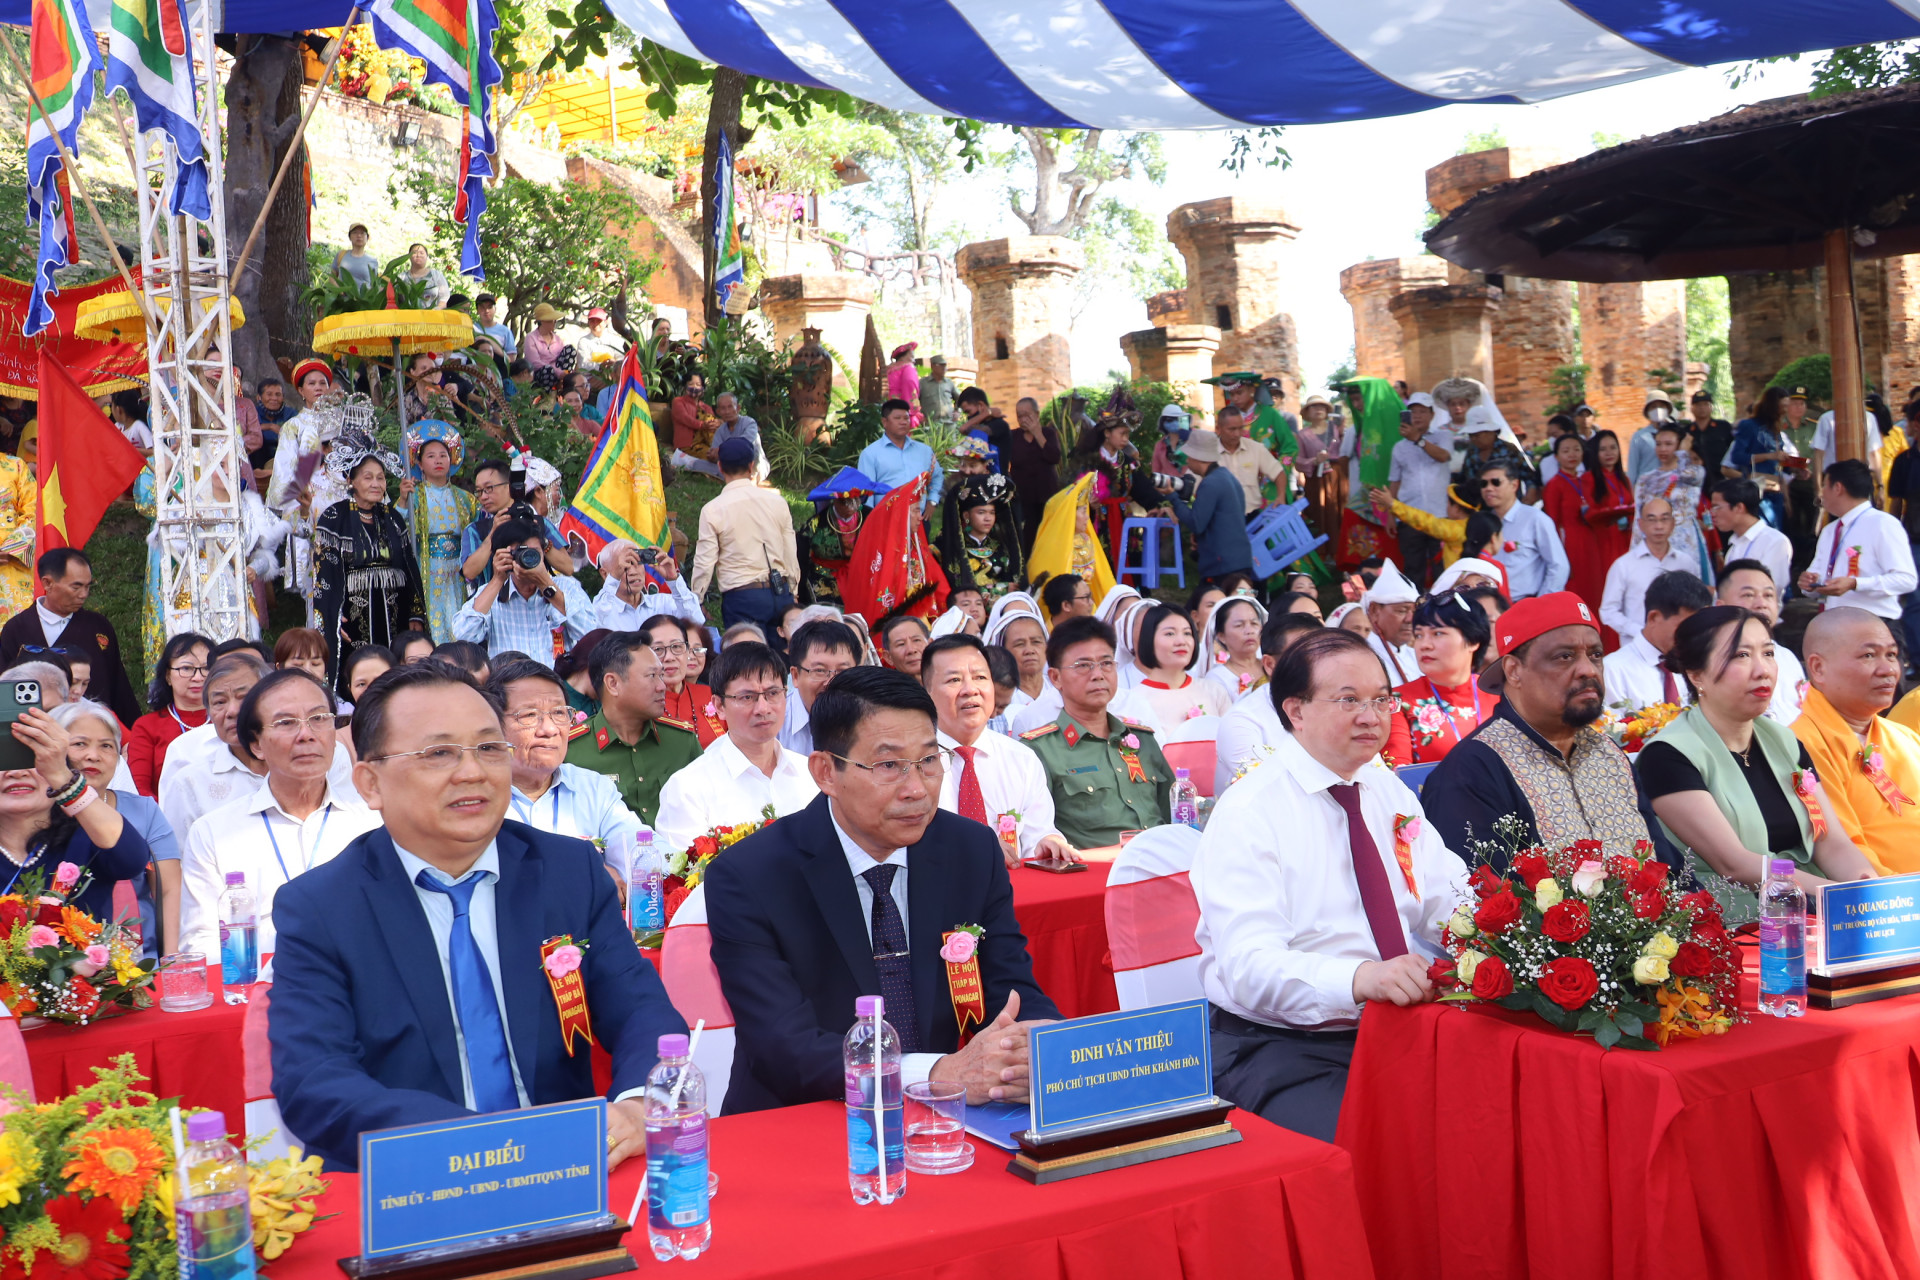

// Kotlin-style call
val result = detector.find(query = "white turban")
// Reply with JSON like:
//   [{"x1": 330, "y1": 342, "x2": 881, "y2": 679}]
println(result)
[
  {"x1": 929, "y1": 607, "x2": 968, "y2": 638},
  {"x1": 1432, "y1": 557, "x2": 1506, "y2": 595},
  {"x1": 983, "y1": 592, "x2": 1047, "y2": 646},
  {"x1": 1360, "y1": 559, "x2": 1418, "y2": 607}
]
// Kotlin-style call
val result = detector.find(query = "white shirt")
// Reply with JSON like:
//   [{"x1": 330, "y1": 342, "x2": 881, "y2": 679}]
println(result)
[
  {"x1": 1388, "y1": 427, "x2": 1455, "y2": 518},
  {"x1": 1192, "y1": 732, "x2": 1468, "y2": 1030},
  {"x1": 34, "y1": 600, "x2": 71, "y2": 648},
  {"x1": 1602, "y1": 633, "x2": 1692, "y2": 713},
  {"x1": 122, "y1": 420, "x2": 154, "y2": 449},
  {"x1": 652, "y1": 734, "x2": 818, "y2": 852},
  {"x1": 1766, "y1": 644, "x2": 1809, "y2": 727},
  {"x1": 590, "y1": 575, "x2": 704, "y2": 632},
  {"x1": 508, "y1": 763, "x2": 645, "y2": 851},
  {"x1": 1599, "y1": 542, "x2": 1701, "y2": 643},
  {"x1": 392, "y1": 840, "x2": 532, "y2": 1110},
  {"x1": 179, "y1": 781, "x2": 381, "y2": 962},
  {"x1": 1496, "y1": 501, "x2": 1570, "y2": 599},
  {"x1": 159, "y1": 728, "x2": 358, "y2": 846},
  {"x1": 830, "y1": 807, "x2": 939, "y2": 1088},
  {"x1": 1807, "y1": 501, "x2": 1918, "y2": 619},
  {"x1": 1812, "y1": 410, "x2": 1883, "y2": 464},
  {"x1": 1008, "y1": 684, "x2": 1064, "y2": 735},
  {"x1": 1366, "y1": 632, "x2": 1417, "y2": 687},
  {"x1": 935, "y1": 727, "x2": 1060, "y2": 857},
  {"x1": 1216, "y1": 690, "x2": 1289, "y2": 796},
  {"x1": 779, "y1": 687, "x2": 813, "y2": 755},
  {"x1": 1721, "y1": 520, "x2": 1793, "y2": 596}
]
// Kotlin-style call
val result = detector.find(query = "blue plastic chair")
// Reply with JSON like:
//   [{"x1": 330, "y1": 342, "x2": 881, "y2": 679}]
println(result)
[
  {"x1": 1395, "y1": 762, "x2": 1438, "y2": 795},
  {"x1": 1248, "y1": 500, "x2": 1329, "y2": 581},
  {"x1": 1115, "y1": 517, "x2": 1185, "y2": 589}
]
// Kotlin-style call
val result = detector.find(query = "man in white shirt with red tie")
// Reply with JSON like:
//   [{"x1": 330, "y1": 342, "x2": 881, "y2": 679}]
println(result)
[
  {"x1": 920, "y1": 634, "x2": 1077, "y2": 867},
  {"x1": 1799, "y1": 460, "x2": 1918, "y2": 622},
  {"x1": 1362, "y1": 559, "x2": 1419, "y2": 687},
  {"x1": 1602, "y1": 570, "x2": 1712, "y2": 712},
  {"x1": 1192, "y1": 628, "x2": 1468, "y2": 1141}
]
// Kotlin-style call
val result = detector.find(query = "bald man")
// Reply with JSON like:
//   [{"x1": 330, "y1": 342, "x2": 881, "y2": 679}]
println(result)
[{"x1": 1794, "y1": 607, "x2": 1920, "y2": 875}]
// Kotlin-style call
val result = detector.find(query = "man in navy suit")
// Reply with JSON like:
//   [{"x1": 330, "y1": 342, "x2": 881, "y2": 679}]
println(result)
[
  {"x1": 705, "y1": 666, "x2": 1061, "y2": 1114},
  {"x1": 269, "y1": 662, "x2": 685, "y2": 1170}
]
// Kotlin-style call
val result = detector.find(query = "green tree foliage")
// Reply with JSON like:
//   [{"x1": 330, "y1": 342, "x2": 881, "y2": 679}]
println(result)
[
  {"x1": 1073, "y1": 198, "x2": 1184, "y2": 316},
  {"x1": 1458, "y1": 127, "x2": 1509, "y2": 155},
  {"x1": 1548, "y1": 363, "x2": 1591, "y2": 416},
  {"x1": 1728, "y1": 40, "x2": 1920, "y2": 97},
  {"x1": 1771, "y1": 354, "x2": 1832, "y2": 404},
  {"x1": 1686, "y1": 277, "x2": 1732, "y2": 404}
]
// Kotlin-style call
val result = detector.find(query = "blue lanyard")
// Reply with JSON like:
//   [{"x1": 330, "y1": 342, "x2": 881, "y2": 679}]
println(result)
[
  {"x1": 261, "y1": 805, "x2": 332, "y2": 884},
  {"x1": 0, "y1": 850, "x2": 41, "y2": 896}
]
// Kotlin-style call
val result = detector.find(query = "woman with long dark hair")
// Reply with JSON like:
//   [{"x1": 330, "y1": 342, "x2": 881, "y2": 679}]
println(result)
[
  {"x1": 1728, "y1": 386, "x2": 1793, "y2": 530},
  {"x1": 1547, "y1": 429, "x2": 1635, "y2": 635},
  {"x1": 126, "y1": 631, "x2": 213, "y2": 796},
  {"x1": 312, "y1": 430, "x2": 429, "y2": 700},
  {"x1": 1384, "y1": 591, "x2": 1499, "y2": 767}
]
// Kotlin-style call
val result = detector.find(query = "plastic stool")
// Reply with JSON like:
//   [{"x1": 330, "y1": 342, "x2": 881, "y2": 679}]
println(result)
[
  {"x1": 1248, "y1": 500, "x2": 1329, "y2": 580},
  {"x1": 1115, "y1": 517, "x2": 1185, "y2": 589}
]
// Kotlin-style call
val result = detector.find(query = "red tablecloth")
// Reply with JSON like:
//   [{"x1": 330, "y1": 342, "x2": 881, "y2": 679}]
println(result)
[
  {"x1": 24, "y1": 964, "x2": 247, "y2": 1123},
  {"x1": 274, "y1": 1101, "x2": 1373, "y2": 1280},
  {"x1": 1009, "y1": 848, "x2": 1119, "y2": 1019},
  {"x1": 1338, "y1": 951, "x2": 1920, "y2": 1280}
]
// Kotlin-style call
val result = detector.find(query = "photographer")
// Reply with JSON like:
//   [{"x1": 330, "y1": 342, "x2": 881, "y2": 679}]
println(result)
[
  {"x1": 460, "y1": 458, "x2": 573, "y2": 588},
  {"x1": 1161, "y1": 430, "x2": 1255, "y2": 586},
  {"x1": 592, "y1": 539, "x2": 704, "y2": 631},
  {"x1": 453, "y1": 518, "x2": 595, "y2": 667}
]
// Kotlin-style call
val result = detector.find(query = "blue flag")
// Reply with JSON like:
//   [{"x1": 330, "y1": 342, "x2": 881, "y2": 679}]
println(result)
[{"x1": 104, "y1": 0, "x2": 210, "y2": 220}]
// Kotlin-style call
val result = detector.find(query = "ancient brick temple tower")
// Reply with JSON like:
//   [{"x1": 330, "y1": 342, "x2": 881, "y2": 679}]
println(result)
[
  {"x1": 955, "y1": 237, "x2": 1083, "y2": 410},
  {"x1": 1167, "y1": 198, "x2": 1303, "y2": 410}
]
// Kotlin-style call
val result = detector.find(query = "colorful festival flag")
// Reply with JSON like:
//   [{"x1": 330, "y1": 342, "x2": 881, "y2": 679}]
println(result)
[
  {"x1": 558, "y1": 345, "x2": 667, "y2": 560},
  {"x1": 23, "y1": 0, "x2": 99, "y2": 337},
  {"x1": 843, "y1": 474, "x2": 948, "y2": 627},
  {"x1": 34, "y1": 349, "x2": 146, "y2": 557},
  {"x1": 712, "y1": 130, "x2": 745, "y2": 314},
  {"x1": 0, "y1": 273, "x2": 148, "y2": 398},
  {"x1": 104, "y1": 0, "x2": 210, "y2": 219},
  {"x1": 369, "y1": 0, "x2": 500, "y2": 277}
]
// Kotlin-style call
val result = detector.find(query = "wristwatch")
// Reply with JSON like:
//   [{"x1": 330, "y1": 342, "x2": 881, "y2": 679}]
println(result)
[{"x1": 540, "y1": 585, "x2": 558, "y2": 602}]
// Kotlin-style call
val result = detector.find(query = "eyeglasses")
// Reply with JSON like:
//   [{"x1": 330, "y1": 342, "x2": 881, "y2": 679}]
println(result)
[
  {"x1": 265, "y1": 711, "x2": 337, "y2": 735},
  {"x1": 796, "y1": 664, "x2": 853, "y2": 680},
  {"x1": 1063, "y1": 658, "x2": 1117, "y2": 675},
  {"x1": 476, "y1": 480, "x2": 509, "y2": 494},
  {"x1": 829, "y1": 750, "x2": 948, "y2": 784},
  {"x1": 367, "y1": 741, "x2": 516, "y2": 770},
  {"x1": 1302, "y1": 695, "x2": 1403, "y2": 716},
  {"x1": 650, "y1": 643, "x2": 689, "y2": 657},
  {"x1": 507, "y1": 707, "x2": 576, "y2": 731},
  {"x1": 171, "y1": 664, "x2": 210, "y2": 678},
  {"x1": 722, "y1": 688, "x2": 786, "y2": 707}
]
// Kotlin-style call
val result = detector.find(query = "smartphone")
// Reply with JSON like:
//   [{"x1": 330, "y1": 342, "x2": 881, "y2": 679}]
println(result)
[
  {"x1": 1021, "y1": 856, "x2": 1089, "y2": 874},
  {"x1": 0, "y1": 678, "x2": 42, "y2": 772}
]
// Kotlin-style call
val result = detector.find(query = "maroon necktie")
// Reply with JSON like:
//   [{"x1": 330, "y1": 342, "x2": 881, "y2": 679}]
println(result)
[
  {"x1": 1327, "y1": 783, "x2": 1407, "y2": 960},
  {"x1": 953, "y1": 745, "x2": 989, "y2": 825},
  {"x1": 1661, "y1": 668, "x2": 1680, "y2": 706},
  {"x1": 1825, "y1": 515, "x2": 1849, "y2": 578}
]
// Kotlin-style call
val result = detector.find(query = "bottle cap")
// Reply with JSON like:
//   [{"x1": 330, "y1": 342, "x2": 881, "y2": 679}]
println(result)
[
  {"x1": 1770, "y1": 858, "x2": 1797, "y2": 876},
  {"x1": 635, "y1": 830, "x2": 652, "y2": 844},
  {"x1": 223, "y1": 872, "x2": 246, "y2": 886},
  {"x1": 855, "y1": 995, "x2": 883, "y2": 1018},
  {"x1": 186, "y1": 1111, "x2": 227, "y2": 1142},
  {"x1": 658, "y1": 1034, "x2": 688, "y2": 1058},
  {"x1": 1175, "y1": 767, "x2": 1189, "y2": 779}
]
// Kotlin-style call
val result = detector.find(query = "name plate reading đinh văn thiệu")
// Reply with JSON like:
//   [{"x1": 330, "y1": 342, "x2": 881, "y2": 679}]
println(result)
[
  {"x1": 1028, "y1": 1000, "x2": 1215, "y2": 1140},
  {"x1": 358, "y1": 1100, "x2": 609, "y2": 1262}
]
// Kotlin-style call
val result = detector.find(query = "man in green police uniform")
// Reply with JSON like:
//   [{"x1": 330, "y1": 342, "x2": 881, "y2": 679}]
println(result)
[
  {"x1": 565, "y1": 632, "x2": 701, "y2": 825},
  {"x1": 1206, "y1": 372, "x2": 1297, "y2": 504},
  {"x1": 1021, "y1": 615, "x2": 1172, "y2": 848}
]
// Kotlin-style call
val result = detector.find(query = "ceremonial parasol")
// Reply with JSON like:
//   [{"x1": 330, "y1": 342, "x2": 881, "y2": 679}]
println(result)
[
  {"x1": 72, "y1": 291, "x2": 246, "y2": 344},
  {"x1": 1426, "y1": 83, "x2": 1920, "y2": 465},
  {"x1": 311, "y1": 309, "x2": 473, "y2": 432}
]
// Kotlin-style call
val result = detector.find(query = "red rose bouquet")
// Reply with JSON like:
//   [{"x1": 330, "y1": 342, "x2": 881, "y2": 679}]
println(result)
[{"x1": 1432, "y1": 822, "x2": 1741, "y2": 1049}]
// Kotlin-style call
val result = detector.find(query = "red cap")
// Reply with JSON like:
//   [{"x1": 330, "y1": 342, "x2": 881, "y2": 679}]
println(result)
[
  {"x1": 587, "y1": 307, "x2": 609, "y2": 320},
  {"x1": 1495, "y1": 591, "x2": 1599, "y2": 657}
]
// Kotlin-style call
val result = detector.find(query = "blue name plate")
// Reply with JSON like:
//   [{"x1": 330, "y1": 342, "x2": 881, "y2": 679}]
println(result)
[
  {"x1": 359, "y1": 1100, "x2": 609, "y2": 1260},
  {"x1": 1028, "y1": 1000, "x2": 1213, "y2": 1139},
  {"x1": 1820, "y1": 871, "x2": 1920, "y2": 970}
]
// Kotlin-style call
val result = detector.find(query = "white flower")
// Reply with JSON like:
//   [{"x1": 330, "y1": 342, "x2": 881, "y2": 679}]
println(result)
[
  {"x1": 1571, "y1": 860, "x2": 1608, "y2": 898},
  {"x1": 1454, "y1": 950, "x2": 1484, "y2": 984},
  {"x1": 1534, "y1": 878, "x2": 1564, "y2": 910},
  {"x1": 1449, "y1": 907, "x2": 1477, "y2": 939},
  {"x1": 1633, "y1": 954, "x2": 1670, "y2": 984}
]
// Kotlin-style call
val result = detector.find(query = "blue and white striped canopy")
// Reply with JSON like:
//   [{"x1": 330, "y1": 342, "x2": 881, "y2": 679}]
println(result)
[{"x1": 599, "y1": 0, "x2": 1920, "y2": 128}]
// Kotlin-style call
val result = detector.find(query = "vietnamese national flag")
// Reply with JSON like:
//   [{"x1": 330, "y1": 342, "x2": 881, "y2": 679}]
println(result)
[{"x1": 35, "y1": 350, "x2": 146, "y2": 560}]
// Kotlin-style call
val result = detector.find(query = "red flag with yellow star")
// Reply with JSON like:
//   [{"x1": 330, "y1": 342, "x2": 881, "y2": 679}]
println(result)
[{"x1": 35, "y1": 349, "x2": 144, "y2": 559}]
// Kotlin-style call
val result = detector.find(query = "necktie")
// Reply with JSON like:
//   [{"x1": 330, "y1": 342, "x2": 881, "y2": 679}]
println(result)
[
  {"x1": 953, "y1": 745, "x2": 989, "y2": 825},
  {"x1": 1661, "y1": 667, "x2": 1680, "y2": 706},
  {"x1": 1825, "y1": 515, "x2": 1849, "y2": 578},
  {"x1": 1326, "y1": 784, "x2": 1407, "y2": 961},
  {"x1": 861, "y1": 864, "x2": 922, "y2": 1052},
  {"x1": 414, "y1": 870, "x2": 520, "y2": 1113}
]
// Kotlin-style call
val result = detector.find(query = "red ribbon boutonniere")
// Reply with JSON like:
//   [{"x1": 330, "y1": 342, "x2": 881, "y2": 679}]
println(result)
[
  {"x1": 1858, "y1": 747, "x2": 1913, "y2": 814},
  {"x1": 941, "y1": 925, "x2": 987, "y2": 1044},
  {"x1": 1501, "y1": 540, "x2": 1518, "y2": 554},
  {"x1": 1392, "y1": 815, "x2": 1421, "y2": 898},
  {"x1": 1793, "y1": 770, "x2": 1828, "y2": 841},
  {"x1": 540, "y1": 935, "x2": 595, "y2": 1055},
  {"x1": 1117, "y1": 733, "x2": 1147, "y2": 783},
  {"x1": 1847, "y1": 547, "x2": 1863, "y2": 578}
]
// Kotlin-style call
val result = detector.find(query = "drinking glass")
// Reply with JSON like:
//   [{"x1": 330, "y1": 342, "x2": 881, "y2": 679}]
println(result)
[
  {"x1": 158, "y1": 951, "x2": 214, "y2": 1012},
  {"x1": 903, "y1": 1080, "x2": 972, "y2": 1174}
]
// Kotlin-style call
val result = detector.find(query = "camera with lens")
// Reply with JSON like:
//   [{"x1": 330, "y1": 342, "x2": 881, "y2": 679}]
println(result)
[
  {"x1": 511, "y1": 545, "x2": 544, "y2": 571},
  {"x1": 1155, "y1": 471, "x2": 1198, "y2": 503},
  {"x1": 637, "y1": 547, "x2": 660, "y2": 566}
]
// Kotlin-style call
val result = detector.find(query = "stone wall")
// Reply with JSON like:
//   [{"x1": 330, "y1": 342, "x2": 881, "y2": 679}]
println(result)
[
  {"x1": 1388, "y1": 285, "x2": 1500, "y2": 393},
  {"x1": 1578, "y1": 281, "x2": 1688, "y2": 432},
  {"x1": 1339, "y1": 257, "x2": 1449, "y2": 386},
  {"x1": 956, "y1": 237, "x2": 1083, "y2": 410},
  {"x1": 1727, "y1": 270, "x2": 1824, "y2": 410},
  {"x1": 1879, "y1": 258, "x2": 1920, "y2": 405},
  {"x1": 1167, "y1": 198, "x2": 1302, "y2": 408},
  {"x1": 1147, "y1": 289, "x2": 1188, "y2": 328},
  {"x1": 565, "y1": 155, "x2": 706, "y2": 334},
  {"x1": 1490, "y1": 274, "x2": 1575, "y2": 433},
  {"x1": 759, "y1": 274, "x2": 875, "y2": 392}
]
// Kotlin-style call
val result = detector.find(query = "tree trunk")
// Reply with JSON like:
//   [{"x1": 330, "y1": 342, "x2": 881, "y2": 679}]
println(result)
[
  {"x1": 224, "y1": 35, "x2": 310, "y2": 385},
  {"x1": 700, "y1": 67, "x2": 749, "y2": 334}
]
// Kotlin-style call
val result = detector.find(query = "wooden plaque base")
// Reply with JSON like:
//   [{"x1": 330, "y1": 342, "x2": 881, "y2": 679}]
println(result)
[
  {"x1": 1809, "y1": 958, "x2": 1920, "y2": 1009},
  {"x1": 1007, "y1": 1100, "x2": 1242, "y2": 1185},
  {"x1": 338, "y1": 1214, "x2": 638, "y2": 1280}
]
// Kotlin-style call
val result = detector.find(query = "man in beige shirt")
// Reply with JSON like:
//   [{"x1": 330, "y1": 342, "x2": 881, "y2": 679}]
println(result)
[
  {"x1": 1215, "y1": 406, "x2": 1286, "y2": 517},
  {"x1": 690, "y1": 437, "x2": 800, "y2": 630}
]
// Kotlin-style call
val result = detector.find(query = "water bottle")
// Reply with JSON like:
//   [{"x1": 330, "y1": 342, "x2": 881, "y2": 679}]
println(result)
[
  {"x1": 629, "y1": 831, "x2": 666, "y2": 938},
  {"x1": 1171, "y1": 768, "x2": 1200, "y2": 830},
  {"x1": 1759, "y1": 858, "x2": 1807, "y2": 1018},
  {"x1": 218, "y1": 873, "x2": 257, "y2": 987},
  {"x1": 843, "y1": 995, "x2": 904, "y2": 1205},
  {"x1": 175, "y1": 1111, "x2": 257, "y2": 1280},
  {"x1": 644, "y1": 1034, "x2": 711, "y2": 1261}
]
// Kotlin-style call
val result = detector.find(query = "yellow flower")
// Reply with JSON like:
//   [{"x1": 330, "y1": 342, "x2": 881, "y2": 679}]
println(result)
[
  {"x1": 1642, "y1": 931, "x2": 1679, "y2": 959},
  {"x1": 1534, "y1": 878, "x2": 1563, "y2": 910},
  {"x1": 1454, "y1": 950, "x2": 1484, "y2": 984},
  {"x1": 1448, "y1": 907, "x2": 1477, "y2": 939},
  {"x1": 0, "y1": 1127, "x2": 40, "y2": 1208},
  {"x1": 1632, "y1": 954, "x2": 1670, "y2": 984},
  {"x1": 250, "y1": 1148, "x2": 329, "y2": 1260}
]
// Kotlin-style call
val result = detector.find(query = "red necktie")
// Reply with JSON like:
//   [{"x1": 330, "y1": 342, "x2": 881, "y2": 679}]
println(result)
[
  {"x1": 1327, "y1": 783, "x2": 1407, "y2": 960},
  {"x1": 1661, "y1": 668, "x2": 1680, "y2": 706},
  {"x1": 1825, "y1": 516, "x2": 1848, "y2": 578},
  {"x1": 954, "y1": 744, "x2": 989, "y2": 825}
]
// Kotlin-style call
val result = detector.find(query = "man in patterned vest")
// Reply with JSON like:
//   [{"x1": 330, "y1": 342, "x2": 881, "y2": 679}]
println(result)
[{"x1": 1424, "y1": 593, "x2": 1671, "y2": 872}]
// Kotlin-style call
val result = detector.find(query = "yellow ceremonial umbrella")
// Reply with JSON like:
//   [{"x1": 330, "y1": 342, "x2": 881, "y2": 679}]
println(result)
[
  {"x1": 73, "y1": 291, "x2": 246, "y2": 344},
  {"x1": 311, "y1": 309, "x2": 474, "y2": 430},
  {"x1": 1028, "y1": 473, "x2": 1116, "y2": 610}
]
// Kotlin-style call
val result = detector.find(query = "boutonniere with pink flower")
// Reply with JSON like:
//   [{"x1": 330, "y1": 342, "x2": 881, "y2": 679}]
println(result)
[
  {"x1": 1121, "y1": 733, "x2": 1140, "y2": 749},
  {"x1": 942, "y1": 923, "x2": 987, "y2": 1040},
  {"x1": 539, "y1": 934, "x2": 595, "y2": 1054},
  {"x1": 1116, "y1": 733, "x2": 1148, "y2": 783}
]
